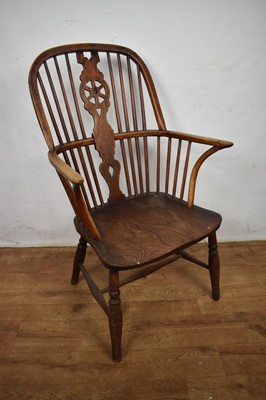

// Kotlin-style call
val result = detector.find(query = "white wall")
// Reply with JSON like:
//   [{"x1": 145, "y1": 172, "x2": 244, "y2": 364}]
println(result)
[{"x1": 1, "y1": 0, "x2": 265, "y2": 246}]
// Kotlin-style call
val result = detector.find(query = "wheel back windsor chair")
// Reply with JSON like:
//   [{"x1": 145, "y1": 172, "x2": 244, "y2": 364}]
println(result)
[{"x1": 29, "y1": 43, "x2": 233, "y2": 361}]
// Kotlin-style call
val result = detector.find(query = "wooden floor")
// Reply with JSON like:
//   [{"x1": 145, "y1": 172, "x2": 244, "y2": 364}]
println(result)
[{"x1": 0, "y1": 241, "x2": 265, "y2": 399}]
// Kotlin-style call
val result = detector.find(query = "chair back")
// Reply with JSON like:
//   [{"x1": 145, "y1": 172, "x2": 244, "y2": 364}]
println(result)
[{"x1": 29, "y1": 44, "x2": 167, "y2": 206}]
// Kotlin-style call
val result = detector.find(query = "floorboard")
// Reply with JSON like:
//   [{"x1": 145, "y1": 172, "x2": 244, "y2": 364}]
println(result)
[{"x1": 0, "y1": 241, "x2": 265, "y2": 399}]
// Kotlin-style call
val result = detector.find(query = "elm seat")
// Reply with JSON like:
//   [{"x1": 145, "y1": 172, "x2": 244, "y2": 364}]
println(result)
[
  {"x1": 75, "y1": 193, "x2": 222, "y2": 269},
  {"x1": 29, "y1": 43, "x2": 233, "y2": 362}
]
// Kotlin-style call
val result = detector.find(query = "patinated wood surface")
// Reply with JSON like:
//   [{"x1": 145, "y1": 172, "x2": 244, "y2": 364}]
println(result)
[
  {"x1": 77, "y1": 51, "x2": 125, "y2": 203},
  {"x1": 29, "y1": 43, "x2": 233, "y2": 215},
  {"x1": 28, "y1": 44, "x2": 234, "y2": 363},
  {"x1": 0, "y1": 241, "x2": 265, "y2": 399},
  {"x1": 75, "y1": 193, "x2": 221, "y2": 269}
]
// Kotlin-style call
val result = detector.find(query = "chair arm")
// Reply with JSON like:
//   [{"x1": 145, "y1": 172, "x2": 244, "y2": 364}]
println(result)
[
  {"x1": 48, "y1": 151, "x2": 84, "y2": 185},
  {"x1": 165, "y1": 131, "x2": 233, "y2": 206},
  {"x1": 48, "y1": 151, "x2": 101, "y2": 240},
  {"x1": 167, "y1": 130, "x2": 233, "y2": 149}
]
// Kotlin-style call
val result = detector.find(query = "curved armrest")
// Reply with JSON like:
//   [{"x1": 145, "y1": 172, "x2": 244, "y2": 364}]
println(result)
[
  {"x1": 48, "y1": 151, "x2": 101, "y2": 240},
  {"x1": 165, "y1": 131, "x2": 233, "y2": 206},
  {"x1": 167, "y1": 130, "x2": 233, "y2": 149},
  {"x1": 48, "y1": 151, "x2": 84, "y2": 185}
]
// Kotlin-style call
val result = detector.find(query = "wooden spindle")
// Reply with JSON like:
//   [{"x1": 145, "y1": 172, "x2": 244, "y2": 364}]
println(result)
[
  {"x1": 65, "y1": 54, "x2": 86, "y2": 136},
  {"x1": 127, "y1": 57, "x2": 144, "y2": 193},
  {"x1": 107, "y1": 53, "x2": 131, "y2": 196},
  {"x1": 127, "y1": 57, "x2": 138, "y2": 131},
  {"x1": 172, "y1": 139, "x2": 182, "y2": 198},
  {"x1": 165, "y1": 138, "x2": 172, "y2": 194},
  {"x1": 135, "y1": 137, "x2": 144, "y2": 194},
  {"x1": 118, "y1": 139, "x2": 132, "y2": 197},
  {"x1": 107, "y1": 53, "x2": 122, "y2": 133},
  {"x1": 180, "y1": 141, "x2": 192, "y2": 201},
  {"x1": 143, "y1": 136, "x2": 150, "y2": 192},
  {"x1": 118, "y1": 54, "x2": 138, "y2": 195},
  {"x1": 156, "y1": 136, "x2": 161, "y2": 192},
  {"x1": 127, "y1": 138, "x2": 138, "y2": 195},
  {"x1": 117, "y1": 54, "x2": 130, "y2": 131},
  {"x1": 137, "y1": 65, "x2": 147, "y2": 130}
]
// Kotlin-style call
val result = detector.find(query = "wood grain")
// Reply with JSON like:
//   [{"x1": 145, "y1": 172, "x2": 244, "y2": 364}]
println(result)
[
  {"x1": 76, "y1": 193, "x2": 221, "y2": 269},
  {"x1": 0, "y1": 241, "x2": 265, "y2": 399}
]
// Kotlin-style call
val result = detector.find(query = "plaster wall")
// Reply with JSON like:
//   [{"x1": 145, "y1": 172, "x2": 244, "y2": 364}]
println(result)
[{"x1": 1, "y1": 0, "x2": 265, "y2": 246}]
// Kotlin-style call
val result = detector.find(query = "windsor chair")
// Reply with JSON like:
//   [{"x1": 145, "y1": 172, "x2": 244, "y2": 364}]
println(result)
[{"x1": 29, "y1": 43, "x2": 233, "y2": 362}]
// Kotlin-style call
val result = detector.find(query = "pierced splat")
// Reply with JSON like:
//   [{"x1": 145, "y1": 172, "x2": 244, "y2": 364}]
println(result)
[{"x1": 77, "y1": 51, "x2": 125, "y2": 203}]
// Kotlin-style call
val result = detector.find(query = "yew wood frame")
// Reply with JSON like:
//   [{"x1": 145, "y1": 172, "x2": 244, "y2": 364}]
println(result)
[{"x1": 29, "y1": 43, "x2": 233, "y2": 362}]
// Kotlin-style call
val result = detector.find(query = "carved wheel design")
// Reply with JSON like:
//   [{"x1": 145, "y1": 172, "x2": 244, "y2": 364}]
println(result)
[{"x1": 83, "y1": 80, "x2": 108, "y2": 108}]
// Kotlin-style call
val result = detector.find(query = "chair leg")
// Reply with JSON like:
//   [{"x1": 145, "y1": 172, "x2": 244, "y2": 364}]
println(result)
[
  {"x1": 208, "y1": 231, "x2": 220, "y2": 301},
  {"x1": 71, "y1": 237, "x2": 87, "y2": 285},
  {"x1": 108, "y1": 270, "x2": 123, "y2": 362}
]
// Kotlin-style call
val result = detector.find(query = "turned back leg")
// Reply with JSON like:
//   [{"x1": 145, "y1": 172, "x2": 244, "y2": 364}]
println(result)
[
  {"x1": 71, "y1": 237, "x2": 87, "y2": 285},
  {"x1": 108, "y1": 270, "x2": 123, "y2": 362},
  {"x1": 208, "y1": 231, "x2": 220, "y2": 301}
]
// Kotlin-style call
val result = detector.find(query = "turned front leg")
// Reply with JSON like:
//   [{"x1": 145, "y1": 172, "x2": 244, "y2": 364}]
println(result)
[
  {"x1": 71, "y1": 237, "x2": 87, "y2": 285},
  {"x1": 208, "y1": 231, "x2": 220, "y2": 301},
  {"x1": 108, "y1": 270, "x2": 123, "y2": 362}
]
